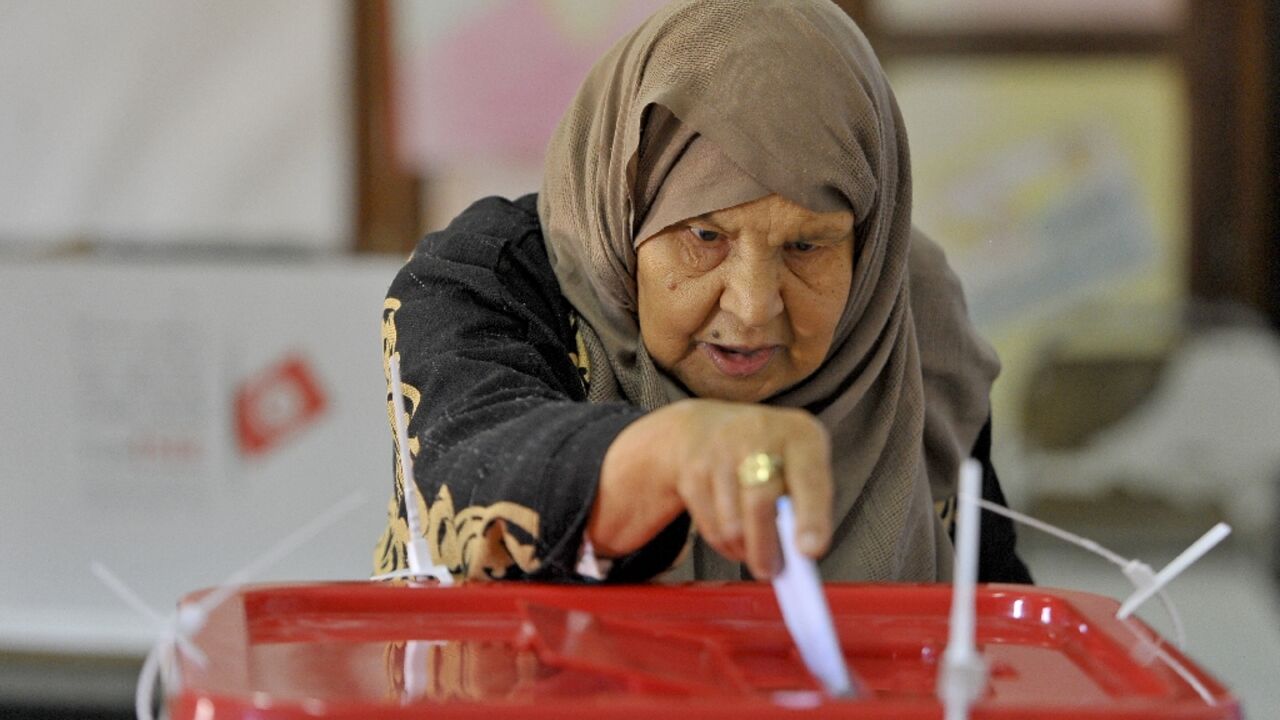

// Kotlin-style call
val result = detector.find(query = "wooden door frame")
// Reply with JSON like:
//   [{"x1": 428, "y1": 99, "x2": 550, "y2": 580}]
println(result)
[{"x1": 352, "y1": 0, "x2": 421, "y2": 255}]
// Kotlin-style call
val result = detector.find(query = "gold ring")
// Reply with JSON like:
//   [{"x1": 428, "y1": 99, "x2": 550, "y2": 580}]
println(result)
[{"x1": 738, "y1": 452, "x2": 784, "y2": 489}]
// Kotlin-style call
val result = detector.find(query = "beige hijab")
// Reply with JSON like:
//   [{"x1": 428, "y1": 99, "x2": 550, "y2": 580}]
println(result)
[{"x1": 539, "y1": 0, "x2": 998, "y2": 581}]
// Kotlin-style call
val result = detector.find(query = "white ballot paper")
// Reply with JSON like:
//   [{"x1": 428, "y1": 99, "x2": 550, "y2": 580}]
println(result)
[{"x1": 772, "y1": 496, "x2": 855, "y2": 697}]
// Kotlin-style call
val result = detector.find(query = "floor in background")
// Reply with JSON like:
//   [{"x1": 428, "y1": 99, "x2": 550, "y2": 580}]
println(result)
[
  {"x1": 0, "y1": 652, "x2": 138, "y2": 719},
  {"x1": 0, "y1": 706, "x2": 133, "y2": 720},
  {"x1": 1020, "y1": 535, "x2": 1280, "y2": 715}
]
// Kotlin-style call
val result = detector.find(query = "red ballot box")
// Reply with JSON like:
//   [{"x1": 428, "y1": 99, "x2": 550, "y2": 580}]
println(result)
[{"x1": 169, "y1": 582, "x2": 1240, "y2": 719}]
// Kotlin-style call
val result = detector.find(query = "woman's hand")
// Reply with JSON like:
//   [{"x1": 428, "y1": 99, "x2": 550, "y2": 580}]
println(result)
[{"x1": 590, "y1": 398, "x2": 833, "y2": 579}]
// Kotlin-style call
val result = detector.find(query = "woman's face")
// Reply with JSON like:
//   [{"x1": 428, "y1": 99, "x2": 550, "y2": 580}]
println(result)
[{"x1": 636, "y1": 193, "x2": 855, "y2": 403}]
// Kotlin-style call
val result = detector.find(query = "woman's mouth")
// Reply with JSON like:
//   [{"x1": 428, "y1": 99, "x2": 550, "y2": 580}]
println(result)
[{"x1": 701, "y1": 342, "x2": 778, "y2": 377}]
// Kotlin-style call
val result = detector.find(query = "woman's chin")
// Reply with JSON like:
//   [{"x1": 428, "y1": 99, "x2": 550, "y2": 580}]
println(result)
[{"x1": 680, "y1": 370, "x2": 781, "y2": 404}]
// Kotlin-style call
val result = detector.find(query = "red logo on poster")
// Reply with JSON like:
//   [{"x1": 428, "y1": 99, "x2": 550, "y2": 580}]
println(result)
[{"x1": 235, "y1": 355, "x2": 328, "y2": 456}]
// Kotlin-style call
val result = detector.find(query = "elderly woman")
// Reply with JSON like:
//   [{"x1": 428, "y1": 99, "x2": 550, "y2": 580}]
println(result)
[{"x1": 376, "y1": 0, "x2": 1029, "y2": 584}]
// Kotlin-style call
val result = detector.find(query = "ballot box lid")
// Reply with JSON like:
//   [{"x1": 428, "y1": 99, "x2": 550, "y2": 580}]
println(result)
[{"x1": 169, "y1": 582, "x2": 1240, "y2": 719}]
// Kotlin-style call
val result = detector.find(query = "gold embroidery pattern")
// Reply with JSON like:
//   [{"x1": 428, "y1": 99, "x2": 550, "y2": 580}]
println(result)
[
  {"x1": 935, "y1": 495, "x2": 957, "y2": 535},
  {"x1": 427, "y1": 485, "x2": 541, "y2": 580},
  {"x1": 567, "y1": 311, "x2": 590, "y2": 390},
  {"x1": 374, "y1": 295, "x2": 544, "y2": 581}
]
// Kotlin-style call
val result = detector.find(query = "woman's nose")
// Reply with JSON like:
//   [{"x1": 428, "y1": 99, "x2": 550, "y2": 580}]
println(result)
[{"x1": 720, "y1": 256, "x2": 784, "y2": 328}]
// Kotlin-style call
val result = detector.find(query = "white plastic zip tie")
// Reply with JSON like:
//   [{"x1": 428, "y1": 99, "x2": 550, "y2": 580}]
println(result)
[
  {"x1": 91, "y1": 563, "x2": 206, "y2": 667},
  {"x1": 1116, "y1": 613, "x2": 1217, "y2": 705},
  {"x1": 1119, "y1": 560, "x2": 1185, "y2": 653},
  {"x1": 972, "y1": 498, "x2": 1128, "y2": 567},
  {"x1": 387, "y1": 354, "x2": 454, "y2": 585},
  {"x1": 370, "y1": 568, "x2": 432, "y2": 581},
  {"x1": 92, "y1": 491, "x2": 366, "y2": 720},
  {"x1": 1116, "y1": 522, "x2": 1231, "y2": 620},
  {"x1": 973, "y1": 498, "x2": 1191, "y2": 650},
  {"x1": 92, "y1": 563, "x2": 197, "y2": 720},
  {"x1": 190, "y1": 493, "x2": 367, "y2": 618},
  {"x1": 938, "y1": 459, "x2": 988, "y2": 720},
  {"x1": 134, "y1": 640, "x2": 167, "y2": 720}
]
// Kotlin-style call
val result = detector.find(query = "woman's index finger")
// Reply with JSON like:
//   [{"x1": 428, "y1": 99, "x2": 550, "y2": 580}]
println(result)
[{"x1": 782, "y1": 431, "x2": 834, "y2": 558}]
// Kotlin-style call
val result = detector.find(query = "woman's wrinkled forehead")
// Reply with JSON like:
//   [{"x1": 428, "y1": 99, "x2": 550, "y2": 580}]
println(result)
[
  {"x1": 632, "y1": 107, "x2": 851, "y2": 247},
  {"x1": 633, "y1": 131, "x2": 768, "y2": 246}
]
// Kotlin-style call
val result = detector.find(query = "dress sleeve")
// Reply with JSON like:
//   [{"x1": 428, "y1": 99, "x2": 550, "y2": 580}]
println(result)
[
  {"x1": 372, "y1": 197, "x2": 660, "y2": 582},
  {"x1": 971, "y1": 418, "x2": 1034, "y2": 584}
]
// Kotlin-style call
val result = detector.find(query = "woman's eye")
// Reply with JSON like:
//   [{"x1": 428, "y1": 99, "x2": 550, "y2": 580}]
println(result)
[
  {"x1": 689, "y1": 227, "x2": 721, "y2": 242},
  {"x1": 788, "y1": 240, "x2": 817, "y2": 253}
]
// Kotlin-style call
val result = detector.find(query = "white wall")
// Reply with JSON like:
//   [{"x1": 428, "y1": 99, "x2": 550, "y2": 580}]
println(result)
[{"x1": 0, "y1": 1, "x2": 351, "y2": 251}]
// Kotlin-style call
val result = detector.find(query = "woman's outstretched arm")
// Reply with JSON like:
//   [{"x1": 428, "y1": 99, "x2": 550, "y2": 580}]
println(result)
[{"x1": 378, "y1": 195, "x2": 665, "y2": 582}]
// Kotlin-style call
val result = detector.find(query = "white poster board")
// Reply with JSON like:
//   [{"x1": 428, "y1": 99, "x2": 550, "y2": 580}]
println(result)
[{"x1": 0, "y1": 257, "x2": 403, "y2": 654}]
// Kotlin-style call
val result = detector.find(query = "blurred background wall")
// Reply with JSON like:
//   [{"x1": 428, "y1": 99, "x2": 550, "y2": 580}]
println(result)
[
  {"x1": 0, "y1": 2, "x2": 352, "y2": 250},
  {"x1": 0, "y1": 3, "x2": 396, "y2": 716},
  {"x1": 0, "y1": 0, "x2": 1277, "y2": 717}
]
